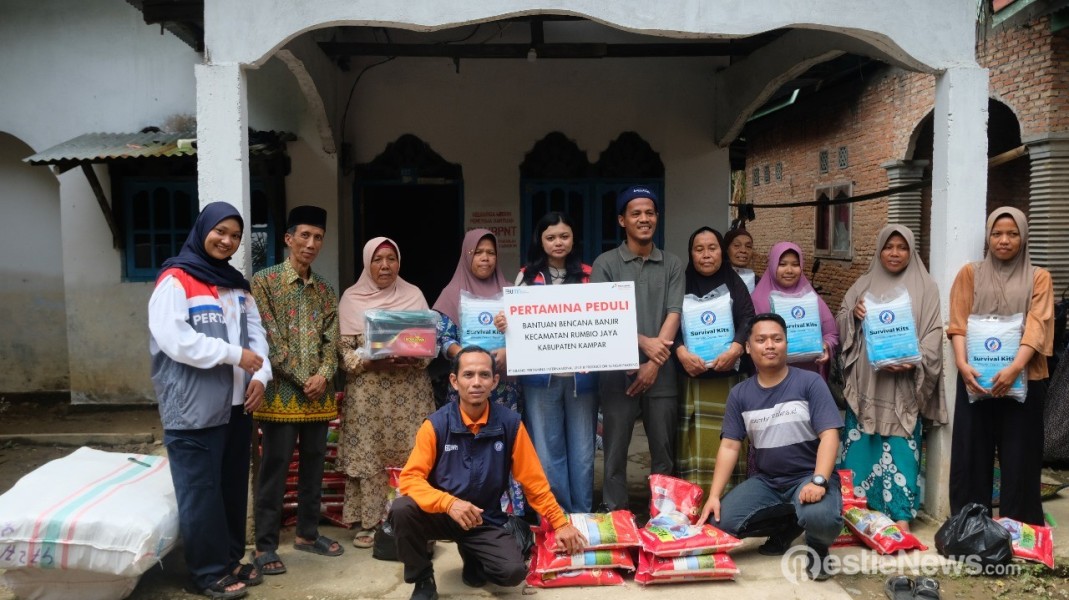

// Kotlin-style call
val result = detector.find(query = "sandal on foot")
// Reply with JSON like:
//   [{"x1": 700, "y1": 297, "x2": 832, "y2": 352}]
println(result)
[
  {"x1": 294, "y1": 534, "x2": 345, "y2": 556},
  {"x1": 884, "y1": 574, "x2": 914, "y2": 600},
  {"x1": 353, "y1": 529, "x2": 376, "y2": 549},
  {"x1": 232, "y1": 563, "x2": 263, "y2": 586},
  {"x1": 252, "y1": 550, "x2": 287, "y2": 575},
  {"x1": 914, "y1": 576, "x2": 941, "y2": 600},
  {"x1": 187, "y1": 574, "x2": 248, "y2": 600}
]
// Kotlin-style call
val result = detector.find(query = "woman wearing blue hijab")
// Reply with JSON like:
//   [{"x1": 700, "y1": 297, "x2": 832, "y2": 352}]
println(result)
[{"x1": 148, "y1": 202, "x2": 272, "y2": 599}]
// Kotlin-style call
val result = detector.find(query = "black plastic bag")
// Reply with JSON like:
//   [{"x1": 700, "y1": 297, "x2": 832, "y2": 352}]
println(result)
[
  {"x1": 503, "y1": 514, "x2": 535, "y2": 561},
  {"x1": 934, "y1": 503, "x2": 1012, "y2": 568},
  {"x1": 372, "y1": 519, "x2": 398, "y2": 561}
]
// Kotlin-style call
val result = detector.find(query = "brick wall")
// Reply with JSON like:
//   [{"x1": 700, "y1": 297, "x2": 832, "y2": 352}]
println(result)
[{"x1": 742, "y1": 16, "x2": 1067, "y2": 308}]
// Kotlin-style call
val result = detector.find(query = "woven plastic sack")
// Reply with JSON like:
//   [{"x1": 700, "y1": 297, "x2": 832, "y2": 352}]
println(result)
[
  {"x1": 0, "y1": 447, "x2": 177, "y2": 578},
  {"x1": 459, "y1": 290, "x2": 505, "y2": 350},
  {"x1": 2, "y1": 568, "x2": 139, "y2": 600},
  {"x1": 533, "y1": 544, "x2": 634, "y2": 574},
  {"x1": 769, "y1": 289, "x2": 824, "y2": 362},
  {"x1": 966, "y1": 313, "x2": 1026, "y2": 402},
  {"x1": 862, "y1": 287, "x2": 921, "y2": 370},
  {"x1": 681, "y1": 288, "x2": 735, "y2": 363},
  {"x1": 525, "y1": 550, "x2": 624, "y2": 588}
]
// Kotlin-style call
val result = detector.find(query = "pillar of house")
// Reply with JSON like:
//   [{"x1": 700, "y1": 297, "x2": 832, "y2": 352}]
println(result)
[
  {"x1": 926, "y1": 65, "x2": 989, "y2": 521},
  {"x1": 1025, "y1": 133, "x2": 1069, "y2": 294},
  {"x1": 195, "y1": 62, "x2": 252, "y2": 274},
  {"x1": 881, "y1": 159, "x2": 928, "y2": 241}
]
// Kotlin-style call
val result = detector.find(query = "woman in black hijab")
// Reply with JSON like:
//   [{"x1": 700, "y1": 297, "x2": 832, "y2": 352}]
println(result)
[{"x1": 674, "y1": 226, "x2": 755, "y2": 493}]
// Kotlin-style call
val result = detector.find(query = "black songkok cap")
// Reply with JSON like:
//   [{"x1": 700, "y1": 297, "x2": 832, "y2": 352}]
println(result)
[{"x1": 287, "y1": 205, "x2": 327, "y2": 230}]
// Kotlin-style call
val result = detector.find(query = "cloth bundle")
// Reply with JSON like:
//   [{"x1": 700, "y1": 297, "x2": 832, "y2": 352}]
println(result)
[
  {"x1": 682, "y1": 288, "x2": 735, "y2": 363},
  {"x1": 769, "y1": 290, "x2": 824, "y2": 362},
  {"x1": 363, "y1": 309, "x2": 440, "y2": 359},
  {"x1": 965, "y1": 313, "x2": 1026, "y2": 402},
  {"x1": 862, "y1": 288, "x2": 921, "y2": 370},
  {"x1": 459, "y1": 291, "x2": 505, "y2": 351}
]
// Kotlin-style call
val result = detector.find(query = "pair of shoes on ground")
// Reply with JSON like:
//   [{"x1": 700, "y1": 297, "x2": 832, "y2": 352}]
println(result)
[{"x1": 885, "y1": 574, "x2": 941, "y2": 599}]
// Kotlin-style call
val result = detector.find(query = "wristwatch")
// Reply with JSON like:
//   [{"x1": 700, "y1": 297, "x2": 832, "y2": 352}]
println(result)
[{"x1": 811, "y1": 474, "x2": 828, "y2": 489}]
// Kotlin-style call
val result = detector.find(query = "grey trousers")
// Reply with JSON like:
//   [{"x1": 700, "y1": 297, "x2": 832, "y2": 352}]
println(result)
[{"x1": 599, "y1": 371, "x2": 677, "y2": 510}]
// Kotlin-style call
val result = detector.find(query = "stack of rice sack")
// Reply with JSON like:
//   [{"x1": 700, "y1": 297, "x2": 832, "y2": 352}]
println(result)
[
  {"x1": 0, "y1": 448, "x2": 179, "y2": 600},
  {"x1": 835, "y1": 469, "x2": 928, "y2": 554},
  {"x1": 635, "y1": 475, "x2": 742, "y2": 585},
  {"x1": 279, "y1": 414, "x2": 347, "y2": 527},
  {"x1": 525, "y1": 511, "x2": 640, "y2": 587}
]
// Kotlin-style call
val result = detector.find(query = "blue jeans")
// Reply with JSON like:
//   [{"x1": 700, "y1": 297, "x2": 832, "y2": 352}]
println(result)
[
  {"x1": 522, "y1": 378, "x2": 597, "y2": 513},
  {"x1": 164, "y1": 406, "x2": 252, "y2": 590},
  {"x1": 711, "y1": 476, "x2": 842, "y2": 551}
]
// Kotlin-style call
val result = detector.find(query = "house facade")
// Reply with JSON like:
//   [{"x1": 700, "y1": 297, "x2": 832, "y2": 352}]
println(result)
[{"x1": 1, "y1": 0, "x2": 984, "y2": 518}]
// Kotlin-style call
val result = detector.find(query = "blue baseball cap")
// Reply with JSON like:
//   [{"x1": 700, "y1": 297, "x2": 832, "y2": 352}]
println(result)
[{"x1": 616, "y1": 185, "x2": 660, "y2": 215}]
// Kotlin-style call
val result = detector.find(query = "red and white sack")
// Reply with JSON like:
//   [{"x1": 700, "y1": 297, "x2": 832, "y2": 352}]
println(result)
[
  {"x1": 838, "y1": 469, "x2": 867, "y2": 511},
  {"x1": 832, "y1": 524, "x2": 863, "y2": 548},
  {"x1": 534, "y1": 543, "x2": 634, "y2": 574},
  {"x1": 648, "y1": 474, "x2": 704, "y2": 523},
  {"x1": 995, "y1": 517, "x2": 1055, "y2": 569},
  {"x1": 640, "y1": 511, "x2": 742, "y2": 557},
  {"x1": 636, "y1": 550, "x2": 738, "y2": 583},
  {"x1": 525, "y1": 550, "x2": 625, "y2": 588},
  {"x1": 543, "y1": 511, "x2": 640, "y2": 550},
  {"x1": 843, "y1": 506, "x2": 927, "y2": 554}
]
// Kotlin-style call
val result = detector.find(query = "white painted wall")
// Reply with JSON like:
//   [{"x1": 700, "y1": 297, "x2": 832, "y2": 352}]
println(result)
[
  {"x1": 344, "y1": 56, "x2": 730, "y2": 276},
  {"x1": 0, "y1": 133, "x2": 68, "y2": 393},
  {"x1": 0, "y1": 0, "x2": 324, "y2": 402}
]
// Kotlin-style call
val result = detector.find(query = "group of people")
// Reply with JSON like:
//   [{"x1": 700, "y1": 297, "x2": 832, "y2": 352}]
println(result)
[{"x1": 148, "y1": 187, "x2": 1052, "y2": 599}]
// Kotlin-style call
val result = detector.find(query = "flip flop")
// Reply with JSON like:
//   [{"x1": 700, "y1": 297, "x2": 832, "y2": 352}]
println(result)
[
  {"x1": 884, "y1": 574, "x2": 914, "y2": 600},
  {"x1": 914, "y1": 576, "x2": 941, "y2": 599},
  {"x1": 294, "y1": 534, "x2": 345, "y2": 557},
  {"x1": 353, "y1": 529, "x2": 376, "y2": 549},
  {"x1": 186, "y1": 574, "x2": 248, "y2": 600},
  {"x1": 252, "y1": 550, "x2": 287, "y2": 575}
]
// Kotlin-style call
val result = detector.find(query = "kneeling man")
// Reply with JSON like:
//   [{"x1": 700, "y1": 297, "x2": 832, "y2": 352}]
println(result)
[
  {"x1": 699, "y1": 313, "x2": 843, "y2": 581},
  {"x1": 392, "y1": 347, "x2": 585, "y2": 600}
]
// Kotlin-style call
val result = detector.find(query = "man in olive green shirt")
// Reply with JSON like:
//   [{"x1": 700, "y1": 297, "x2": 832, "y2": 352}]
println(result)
[{"x1": 250, "y1": 206, "x2": 342, "y2": 574}]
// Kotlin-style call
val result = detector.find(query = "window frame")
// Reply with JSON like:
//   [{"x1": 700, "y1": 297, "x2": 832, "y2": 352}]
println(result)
[{"x1": 813, "y1": 182, "x2": 853, "y2": 260}]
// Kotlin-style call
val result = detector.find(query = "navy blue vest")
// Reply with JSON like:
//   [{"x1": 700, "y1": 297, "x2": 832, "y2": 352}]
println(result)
[{"x1": 427, "y1": 401, "x2": 521, "y2": 527}]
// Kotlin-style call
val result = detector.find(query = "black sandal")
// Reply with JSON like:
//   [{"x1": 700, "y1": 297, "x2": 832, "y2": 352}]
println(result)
[
  {"x1": 233, "y1": 563, "x2": 263, "y2": 586},
  {"x1": 187, "y1": 574, "x2": 248, "y2": 600},
  {"x1": 884, "y1": 574, "x2": 914, "y2": 600},
  {"x1": 914, "y1": 576, "x2": 941, "y2": 599}
]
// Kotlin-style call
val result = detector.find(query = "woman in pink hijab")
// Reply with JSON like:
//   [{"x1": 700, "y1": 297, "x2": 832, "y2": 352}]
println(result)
[
  {"x1": 751, "y1": 242, "x2": 839, "y2": 379},
  {"x1": 337, "y1": 237, "x2": 434, "y2": 548}
]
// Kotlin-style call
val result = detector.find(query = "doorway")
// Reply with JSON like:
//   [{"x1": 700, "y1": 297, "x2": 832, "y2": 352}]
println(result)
[{"x1": 354, "y1": 135, "x2": 464, "y2": 304}]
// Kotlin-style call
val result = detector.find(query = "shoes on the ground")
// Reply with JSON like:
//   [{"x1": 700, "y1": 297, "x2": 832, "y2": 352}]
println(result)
[
  {"x1": 757, "y1": 524, "x2": 804, "y2": 556},
  {"x1": 884, "y1": 574, "x2": 914, "y2": 600},
  {"x1": 409, "y1": 574, "x2": 438, "y2": 600},
  {"x1": 806, "y1": 547, "x2": 832, "y2": 582},
  {"x1": 913, "y1": 576, "x2": 941, "y2": 599}
]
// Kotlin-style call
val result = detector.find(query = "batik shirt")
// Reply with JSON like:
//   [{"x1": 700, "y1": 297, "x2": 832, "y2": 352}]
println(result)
[{"x1": 251, "y1": 259, "x2": 339, "y2": 422}]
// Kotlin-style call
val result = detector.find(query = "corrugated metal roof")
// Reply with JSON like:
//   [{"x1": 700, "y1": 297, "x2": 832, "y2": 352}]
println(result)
[{"x1": 24, "y1": 131, "x2": 294, "y2": 165}]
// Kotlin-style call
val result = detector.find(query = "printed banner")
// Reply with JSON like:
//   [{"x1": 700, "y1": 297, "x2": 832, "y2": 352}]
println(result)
[{"x1": 503, "y1": 282, "x2": 639, "y2": 375}]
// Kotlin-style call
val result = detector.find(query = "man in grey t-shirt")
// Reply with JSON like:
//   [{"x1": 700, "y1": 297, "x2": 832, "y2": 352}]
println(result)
[
  {"x1": 591, "y1": 186, "x2": 685, "y2": 511},
  {"x1": 699, "y1": 313, "x2": 843, "y2": 581}
]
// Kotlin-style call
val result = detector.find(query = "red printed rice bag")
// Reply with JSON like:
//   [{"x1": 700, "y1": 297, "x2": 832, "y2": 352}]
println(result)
[
  {"x1": 649, "y1": 474, "x2": 704, "y2": 523},
  {"x1": 995, "y1": 517, "x2": 1055, "y2": 569},
  {"x1": 838, "y1": 469, "x2": 867, "y2": 511},
  {"x1": 637, "y1": 550, "x2": 739, "y2": 581},
  {"x1": 526, "y1": 551, "x2": 625, "y2": 588},
  {"x1": 639, "y1": 512, "x2": 743, "y2": 557},
  {"x1": 534, "y1": 543, "x2": 634, "y2": 574},
  {"x1": 543, "y1": 511, "x2": 640, "y2": 550},
  {"x1": 832, "y1": 524, "x2": 863, "y2": 548},
  {"x1": 843, "y1": 507, "x2": 928, "y2": 554},
  {"x1": 635, "y1": 571, "x2": 737, "y2": 585}
]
